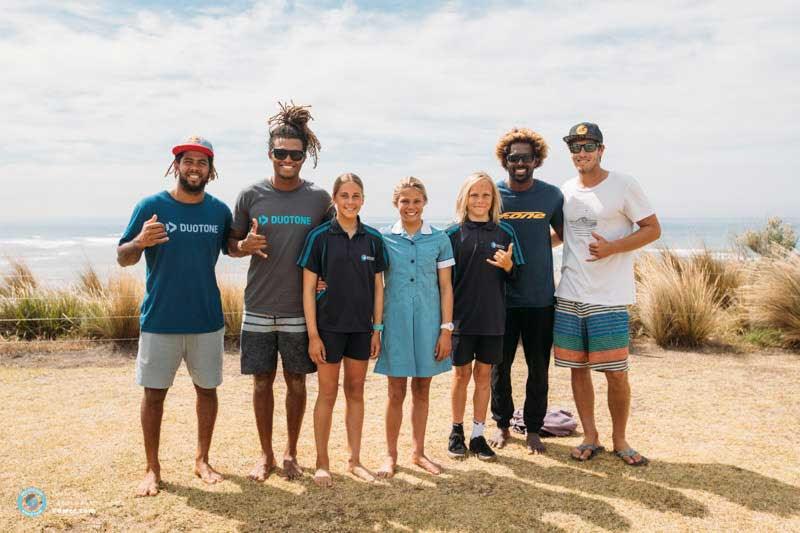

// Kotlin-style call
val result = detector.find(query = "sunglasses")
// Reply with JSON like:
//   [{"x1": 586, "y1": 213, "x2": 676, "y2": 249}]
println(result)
[
  {"x1": 272, "y1": 148, "x2": 305, "y2": 161},
  {"x1": 506, "y1": 153, "x2": 535, "y2": 163},
  {"x1": 568, "y1": 142, "x2": 601, "y2": 154}
]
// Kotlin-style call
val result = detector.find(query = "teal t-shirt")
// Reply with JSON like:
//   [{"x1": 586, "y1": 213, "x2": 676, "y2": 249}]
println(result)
[{"x1": 119, "y1": 191, "x2": 232, "y2": 334}]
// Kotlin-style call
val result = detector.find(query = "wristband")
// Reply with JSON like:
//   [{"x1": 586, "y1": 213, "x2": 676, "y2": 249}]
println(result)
[{"x1": 372, "y1": 324, "x2": 384, "y2": 332}]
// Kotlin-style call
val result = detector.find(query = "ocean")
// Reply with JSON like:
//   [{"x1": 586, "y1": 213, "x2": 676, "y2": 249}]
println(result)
[{"x1": 1, "y1": 217, "x2": 797, "y2": 287}]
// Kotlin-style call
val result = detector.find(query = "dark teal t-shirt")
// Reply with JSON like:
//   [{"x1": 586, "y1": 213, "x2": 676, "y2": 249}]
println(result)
[
  {"x1": 497, "y1": 179, "x2": 564, "y2": 308},
  {"x1": 119, "y1": 191, "x2": 232, "y2": 334}
]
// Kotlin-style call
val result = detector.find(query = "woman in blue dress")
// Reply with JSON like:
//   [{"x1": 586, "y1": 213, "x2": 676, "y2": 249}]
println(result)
[{"x1": 375, "y1": 177, "x2": 455, "y2": 477}]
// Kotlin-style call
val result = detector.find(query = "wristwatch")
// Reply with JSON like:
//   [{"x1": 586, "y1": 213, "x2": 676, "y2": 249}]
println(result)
[{"x1": 440, "y1": 322, "x2": 454, "y2": 332}]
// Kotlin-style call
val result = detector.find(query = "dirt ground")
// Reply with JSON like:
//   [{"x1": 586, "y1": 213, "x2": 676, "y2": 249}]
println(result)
[{"x1": 2, "y1": 341, "x2": 799, "y2": 532}]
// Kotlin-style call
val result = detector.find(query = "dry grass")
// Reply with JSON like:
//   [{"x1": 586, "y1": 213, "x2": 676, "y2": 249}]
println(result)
[
  {"x1": 219, "y1": 278, "x2": 243, "y2": 338},
  {"x1": 635, "y1": 251, "x2": 723, "y2": 347},
  {"x1": 81, "y1": 273, "x2": 143, "y2": 341},
  {"x1": 0, "y1": 258, "x2": 37, "y2": 295},
  {"x1": 743, "y1": 253, "x2": 800, "y2": 347},
  {"x1": 1, "y1": 343, "x2": 799, "y2": 532}
]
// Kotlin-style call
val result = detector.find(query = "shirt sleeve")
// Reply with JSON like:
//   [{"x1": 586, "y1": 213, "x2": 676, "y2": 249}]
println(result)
[
  {"x1": 231, "y1": 188, "x2": 250, "y2": 236},
  {"x1": 622, "y1": 176, "x2": 655, "y2": 224},
  {"x1": 551, "y1": 189, "x2": 565, "y2": 237},
  {"x1": 373, "y1": 236, "x2": 389, "y2": 273},
  {"x1": 297, "y1": 229, "x2": 324, "y2": 274},
  {"x1": 221, "y1": 205, "x2": 233, "y2": 255},
  {"x1": 118, "y1": 199, "x2": 148, "y2": 246},
  {"x1": 437, "y1": 233, "x2": 455, "y2": 269}
]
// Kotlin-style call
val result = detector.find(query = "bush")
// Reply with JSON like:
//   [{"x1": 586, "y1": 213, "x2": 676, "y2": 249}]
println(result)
[
  {"x1": 82, "y1": 273, "x2": 143, "y2": 341},
  {"x1": 219, "y1": 278, "x2": 243, "y2": 338},
  {"x1": 0, "y1": 287, "x2": 89, "y2": 340},
  {"x1": 743, "y1": 253, "x2": 800, "y2": 348},
  {"x1": 635, "y1": 251, "x2": 722, "y2": 347},
  {"x1": 738, "y1": 217, "x2": 798, "y2": 257}
]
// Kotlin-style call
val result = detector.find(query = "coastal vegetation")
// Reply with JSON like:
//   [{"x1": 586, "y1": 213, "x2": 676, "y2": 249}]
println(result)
[{"x1": 1, "y1": 220, "x2": 799, "y2": 350}]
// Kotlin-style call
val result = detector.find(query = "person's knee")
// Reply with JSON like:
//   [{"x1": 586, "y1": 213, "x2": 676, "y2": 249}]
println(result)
[
  {"x1": 605, "y1": 370, "x2": 629, "y2": 389},
  {"x1": 410, "y1": 378, "x2": 431, "y2": 397},
  {"x1": 388, "y1": 382, "x2": 407, "y2": 404},
  {"x1": 454, "y1": 365, "x2": 472, "y2": 383},
  {"x1": 317, "y1": 383, "x2": 338, "y2": 404},
  {"x1": 253, "y1": 372, "x2": 276, "y2": 393},
  {"x1": 571, "y1": 367, "x2": 591, "y2": 380},
  {"x1": 194, "y1": 384, "x2": 217, "y2": 399},
  {"x1": 284, "y1": 372, "x2": 307, "y2": 396},
  {"x1": 344, "y1": 378, "x2": 365, "y2": 401},
  {"x1": 143, "y1": 387, "x2": 168, "y2": 405}
]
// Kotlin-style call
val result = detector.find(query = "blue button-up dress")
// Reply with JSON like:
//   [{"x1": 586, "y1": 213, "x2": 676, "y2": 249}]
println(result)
[{"x1": 375, "y1": 221, "x2": 455, "y2": 377}]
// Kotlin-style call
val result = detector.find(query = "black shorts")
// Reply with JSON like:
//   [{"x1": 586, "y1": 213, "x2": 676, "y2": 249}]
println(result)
[
  {"x1": 240, "y1": 314, "x2": 316, "y2": 375},
  {"x1": 319, "y1": 330, "x2": 372, "y2": 363},
  {"x1": 452, "y1": 334, "x2": 503, "y2": 366}
]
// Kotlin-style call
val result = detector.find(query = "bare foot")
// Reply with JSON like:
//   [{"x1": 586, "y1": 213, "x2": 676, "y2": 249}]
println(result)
[
  {"x1": 487, "y1": 428, "x2": 511, "y2": 449},
  {"x1": 282, "y1": 456, "x2": 303, "y2": 481},
  {"x1": 248, "y1": 454, "x2": 276, "y2": 482},
  {"x1": 314, "y1": 468, "x2": 333, "y2": 487},
  {"x1": 348, "y1": 462, "x2": 376, "y2": 483},
  {"x1": 412, "y1": 454, "x2": 442, "y2": 475},
  {"x1": 375, "y1": 456, "x2": 398, "y2": 479},
  {"x1": 135, "y1": 469, "x2": 161, "y2": 497},
  {"x1": 195, "y1": 460, "x2": 224, "y2": 484},
  {"x1": 526, "y1": 433, "x2": 546, "y2": 455}
]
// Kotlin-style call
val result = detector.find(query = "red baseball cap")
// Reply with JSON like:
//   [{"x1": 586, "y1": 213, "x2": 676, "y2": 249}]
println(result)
[{"x1": 172, "y1": 135, "x2": 214, "y2": 158}]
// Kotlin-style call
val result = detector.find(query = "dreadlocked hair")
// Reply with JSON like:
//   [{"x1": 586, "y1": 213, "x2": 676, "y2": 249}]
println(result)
[
  {"x1": 164, "y1": 152, "x2": 219, "y2": 181},
  {"x1": 495, "y1": 128, "x2": 549, "y2": 170},
  {"x1": 268, "y1": 101, "x2": 321, "y2": 168}
]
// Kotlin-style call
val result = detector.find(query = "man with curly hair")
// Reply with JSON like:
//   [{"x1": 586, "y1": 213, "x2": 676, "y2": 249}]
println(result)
[
  {"x1": 228, "y1": 103, "x2": 333, "y2": 481},
  {"x1": 488, "y1": 128, "x2": 564, "y2": 454}
]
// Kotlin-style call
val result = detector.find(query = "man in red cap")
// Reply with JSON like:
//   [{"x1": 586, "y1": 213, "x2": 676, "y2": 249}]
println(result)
[{"x1": 117, "y1": 136, "x2": 233, "y2": 496}]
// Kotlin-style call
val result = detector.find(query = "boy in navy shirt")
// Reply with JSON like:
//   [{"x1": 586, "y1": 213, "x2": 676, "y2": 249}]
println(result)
[{"x1": 446, "y1": 172, "x2": 524, "y2": 461}]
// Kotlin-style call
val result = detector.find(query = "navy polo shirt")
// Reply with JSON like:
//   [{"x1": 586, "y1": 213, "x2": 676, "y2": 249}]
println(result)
[
  {"x1": 446, "y1": 220, "x2": 525, "y2": 336},
  {"x1": 298, "y1": 218, "x2": 388, "y2": 333}
]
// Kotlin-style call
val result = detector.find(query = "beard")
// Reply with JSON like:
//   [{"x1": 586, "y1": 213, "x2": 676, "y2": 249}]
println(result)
[
  {"x1": 178, "y1": 171, "x2": 209, "y2": 194},
  {"x1": 508, "y1": 166, "x2": 533, "y2": 183}
]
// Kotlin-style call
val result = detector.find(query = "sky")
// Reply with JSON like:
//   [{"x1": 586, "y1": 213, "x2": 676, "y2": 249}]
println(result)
[{"x1": 2, "y1": 0, "x2": 798, "y2": 223}]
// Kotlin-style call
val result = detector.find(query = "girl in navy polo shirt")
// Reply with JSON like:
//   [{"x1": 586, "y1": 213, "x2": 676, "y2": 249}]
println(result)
[
  {"x1": 445, "y1": 171, "x2": 524, "y2": 462},
  {"x1": 299, "y1": 173, "x2": 388, "y2": 487}
]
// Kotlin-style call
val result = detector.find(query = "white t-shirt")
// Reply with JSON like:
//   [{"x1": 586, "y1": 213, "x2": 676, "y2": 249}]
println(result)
[{"x1": 556, "y1": 171, "x2": 654, "y2": 306}]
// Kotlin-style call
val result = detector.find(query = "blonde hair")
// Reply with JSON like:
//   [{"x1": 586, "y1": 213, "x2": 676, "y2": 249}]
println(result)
[
  {"x1": 392, "y1": 176, "x2": 428, "y2": 206},
  {"x1": 332, "y1": 172, "x2": 364, "y2": 199},
  {"x1": 454, "y1": 171, "x2": 502, "y2": 224}
]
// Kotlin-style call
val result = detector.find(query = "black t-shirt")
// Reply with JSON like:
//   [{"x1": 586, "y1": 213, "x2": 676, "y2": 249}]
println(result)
[
  {"x1": 446, "y1": 220, "x2": 525, "y2": 335},
  {"x1": 298, "y1": 218, "x2": 388, "y2": 333}
]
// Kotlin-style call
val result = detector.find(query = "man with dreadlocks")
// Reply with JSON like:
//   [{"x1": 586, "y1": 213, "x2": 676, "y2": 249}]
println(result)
[
  {"x1": 228, "y1": 102, "x2": 333, "y2": 481},
  {"x1": 487, "y1": 128, "x2": 564, "y2": 455},
  {"x1": 117, "y1": 136, "x2": 232, "y2": 496}
]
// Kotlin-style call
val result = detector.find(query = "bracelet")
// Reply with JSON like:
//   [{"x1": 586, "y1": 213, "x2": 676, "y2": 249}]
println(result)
[{"x1": 372, "y1": 324, "x2": 384, "y2": 332}]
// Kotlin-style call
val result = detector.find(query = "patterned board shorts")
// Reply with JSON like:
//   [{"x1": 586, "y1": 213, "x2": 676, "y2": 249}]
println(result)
[
  {"x1": 553, "y1": 298, "x2": 630, "y2": 372},
  {"x1": 240, "y1": 312, "x2": 316, "y2": 375}
]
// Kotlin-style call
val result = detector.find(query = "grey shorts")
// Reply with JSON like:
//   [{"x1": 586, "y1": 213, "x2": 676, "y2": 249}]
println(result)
[
  {"x1": 240, "y1": 312, "x2": 316, "y2": 375},
  {"x1": 136, "y1": 328, "x2": 224, "y2": 389}
]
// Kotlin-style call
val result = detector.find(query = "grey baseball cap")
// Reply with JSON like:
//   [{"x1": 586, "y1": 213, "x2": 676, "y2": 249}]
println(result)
[{"x1": 563, "y1": 122, "x2": 603, "y2": 144}]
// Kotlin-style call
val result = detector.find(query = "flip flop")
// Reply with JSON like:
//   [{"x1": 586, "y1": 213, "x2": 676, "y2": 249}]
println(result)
[
  {"x1": 614, "y1": 448, "x2": 649, "y2": 467},
  {"x1": 571, "y1": 443, "x2": 604, "y2": 461}
]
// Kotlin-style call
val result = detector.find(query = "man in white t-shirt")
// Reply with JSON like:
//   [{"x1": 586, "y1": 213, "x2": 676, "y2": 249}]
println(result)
[{"x1": 554, "y1": 122, "x2": 661, "y2": 466}]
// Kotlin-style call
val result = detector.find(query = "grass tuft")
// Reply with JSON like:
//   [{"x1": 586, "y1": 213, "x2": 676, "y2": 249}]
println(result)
[{"x1": 743, "y1": 253, "x2": 800, "y2": 347}]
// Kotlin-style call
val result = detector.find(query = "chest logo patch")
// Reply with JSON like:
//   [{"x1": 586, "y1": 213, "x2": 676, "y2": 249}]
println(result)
[
  {"x1": 490, "y1": 242, "x2": 506, "y2": 250},
  {"x1": 361, "y1": 254, "x2": 375, "y2": 262}
]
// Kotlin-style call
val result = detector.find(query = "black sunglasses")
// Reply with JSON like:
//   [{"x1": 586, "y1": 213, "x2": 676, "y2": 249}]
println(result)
[
  {"x1": 568, "y1": 142, "x2": 600, "y2": 154},
  {"x1": 506, "y1": 153, "x2": 535, "y2": 163},
  {"x1": 272, "y1": 148, "x2": 305, "y2": 161}
]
